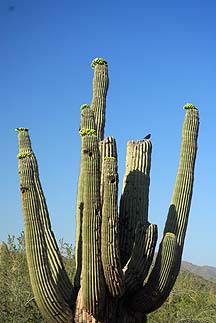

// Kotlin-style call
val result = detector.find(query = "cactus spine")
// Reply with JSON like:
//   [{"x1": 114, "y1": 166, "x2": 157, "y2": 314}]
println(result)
[{"x1": 16, "y1": 60, "x2": 199, "y2": 323}]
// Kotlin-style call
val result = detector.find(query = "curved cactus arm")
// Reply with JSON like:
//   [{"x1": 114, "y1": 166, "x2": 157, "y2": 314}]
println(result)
[
  {"x1": 128, "y1": 105, "x2": 199, "y2": 314},
  {"x1": 129, "y1": 233, "x2": 178, "y2": 314},
  {"x1": 16, "y1": 128, "x2": 74, "y2": 323},
  {"x1": 74, "y1": 106, "x2": 96, "y2": 291},
  {"x1": 119, "y1": 140, "x2": 152, "y2": 266},
  {"x1": 90, "y1": 58, "x2": 109, "y2": 141},
  {"x1": 101, "y1": 157, "x2": 125, "y2": 298},
  {"x1": 123, "y1": 223, "x2": 157, "y2": 294},
  {"x1": 80, "y1": 133, "x2": 105, "y2": 317}
]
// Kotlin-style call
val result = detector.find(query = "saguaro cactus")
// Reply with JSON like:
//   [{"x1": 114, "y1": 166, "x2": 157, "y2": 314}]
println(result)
[{"x1": 16, "y1": 58, "x2": 199, "y2": 323}]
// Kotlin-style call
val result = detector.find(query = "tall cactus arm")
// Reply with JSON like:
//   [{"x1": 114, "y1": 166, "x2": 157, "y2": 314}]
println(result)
[
  {"x1": 128, "y1": 105, "x2": 199, "y2": 314},
  {"x1": 119, "y1": 140, "x2": 152, "y2": 266},
  {"x1": 74, "y1": 106, "x2": 96, "y2": 291},
  {"x1": 16, "y1": 128, "x2": 74, "y2": 323},
  {"x1": 91, "y1": 58, "x2": 109, "y2": 141},
  {"x1": 80, "y1": 133, "x2": 105, "y2": 317},
  {"x1": 123, "y1": 223, "x2": 157, "y2": 295},
  {"x1": 129, "y1": 232, "x2": 177, "y2": 314},
  {"x1": 164, "y1": 105, "x2": 199, "y2": 246},
  {"x1": 101, "y1": 157, "x2": 125, "y2": 298}
]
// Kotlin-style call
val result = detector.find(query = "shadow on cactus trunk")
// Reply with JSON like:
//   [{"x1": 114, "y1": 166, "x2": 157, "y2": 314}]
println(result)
[
  {"x1": 16, "y1": 59, "x2": 199, "y2": 323},
  {"x1": 74, "y1": 202, "x2": 83, "y2": 292}
]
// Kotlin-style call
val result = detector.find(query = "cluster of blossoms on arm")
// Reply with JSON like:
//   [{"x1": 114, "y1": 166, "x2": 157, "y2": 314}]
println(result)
[
  {"x1": 79, "y1": 128, "x2": 97, "y2": 136},
  {"x1": 80, "y1": 104, "x2": 90, "y2": 110},
  {"x1": 104, "y1": 156, "x2": 117, "y2": 161},
  {"x1": 15, "y1": 128, "x2": 33, "y2": 159},
  {"x1": 17, "y1": 152, "x2": 33, "y2": 159},
  {"x1": 15, "y1": 127, "x2": 29, "y2": 132},
  {"x1": 183, "y1": 103, "x2": 198, "y2": 110},
  {"x1": 91, "y1": 58, "x2": 108, "y2": 69}
]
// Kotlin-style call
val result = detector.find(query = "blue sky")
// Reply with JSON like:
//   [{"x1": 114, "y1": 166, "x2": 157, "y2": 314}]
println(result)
[{"x1": 1, "y1": 0, "x2": 216, "y2": 266}]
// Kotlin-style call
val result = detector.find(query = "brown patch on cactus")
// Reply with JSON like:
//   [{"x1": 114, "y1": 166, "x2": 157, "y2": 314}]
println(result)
[
  {"x1": 20, "y1": 186, "x2": 29, "y2": 194},
  {"x1": 82, "y1": 149, "x2": 93, "y2": 157}
]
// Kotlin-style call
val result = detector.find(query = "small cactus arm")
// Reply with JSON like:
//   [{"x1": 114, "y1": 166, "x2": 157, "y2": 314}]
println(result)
[{"x1": 16, "y1": 56, "x2": 199, "y2": 323}]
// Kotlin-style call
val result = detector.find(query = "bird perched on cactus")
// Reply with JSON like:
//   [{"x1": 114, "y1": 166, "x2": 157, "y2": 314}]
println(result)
[{"x1": 144, "y1": 133, "x2": 151, "y2": 139}]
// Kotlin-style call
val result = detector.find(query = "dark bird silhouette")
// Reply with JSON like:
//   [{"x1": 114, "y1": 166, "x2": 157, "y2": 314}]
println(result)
[{"x1": 144, "y1": 134, "x2": 151, "y2": 140}]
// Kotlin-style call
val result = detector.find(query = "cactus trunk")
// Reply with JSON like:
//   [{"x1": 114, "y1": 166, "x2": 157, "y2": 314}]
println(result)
[{"x1": 16, "y1": 60, "x2": 199, "y2": 323}]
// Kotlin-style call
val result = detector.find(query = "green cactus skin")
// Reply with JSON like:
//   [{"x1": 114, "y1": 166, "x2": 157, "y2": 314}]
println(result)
[
  {"x1": 79, "y1": 134, "x2": 105, "y2": 317},
  {"x1": 79, "y1": 107, "x2": 96, "y2": 133},
  {"x1": 130, "y1": 232, "x2": 178, "y2": 314},
  {"x1": 101, "y1": 158, "x2": 124, "y2": 297},
  {"x1": 99, "y1": 138, "x2": 123, "y2": 298},
  {"x1": 90, "y1": 58, "x2": 109, "y2": 140},
  {"x1": 99, "y1": 136, "x2": 117, "y2": 205},
  {"x1": 16, "y1": 59, "x2": 199, "y2": 323},
  {"x1": 164, "y1": 108, "x2": 199, "y2": 247},
  {"x1": 74, "y1": 107, "x2": 97, "y2": 291},
  {"x1": 119, "y1": 140, "x2": 152, "y2": 266},
  {"x1": 123, "y1": 223, "x2": 157, "y2": 295}
]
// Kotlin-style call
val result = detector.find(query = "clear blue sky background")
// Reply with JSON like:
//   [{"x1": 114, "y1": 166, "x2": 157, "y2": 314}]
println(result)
[{"x1": 1, "y1": 0, "x2": 215, "y2": 266}]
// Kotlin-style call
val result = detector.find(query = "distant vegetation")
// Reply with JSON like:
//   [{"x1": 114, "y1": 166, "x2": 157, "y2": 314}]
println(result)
[
  {"x1": 1, "y1": 233, "x2": 216, "y2": 323},
  {"x1": 149, "y1": 270, "x2": 216, "y2": 322},
  {"x1": 181, "y1": 261, "x2": 216, "y2": 282},
  {"x1": 0, "y1": 233, "x2": 75, "y2": 323}
]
